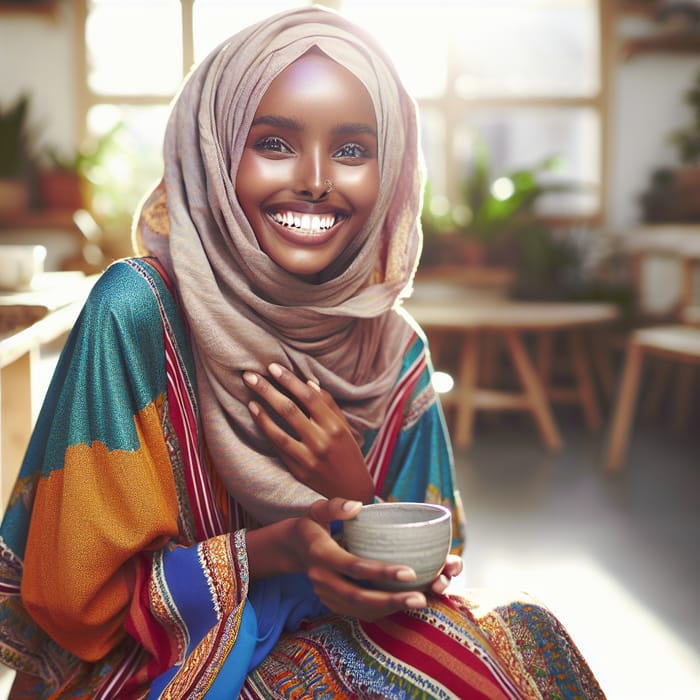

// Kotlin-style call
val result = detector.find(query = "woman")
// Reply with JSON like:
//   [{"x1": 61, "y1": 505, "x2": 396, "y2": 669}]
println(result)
[{"x1": 0, "y1": 6, "x2": 604, "y2": 699}]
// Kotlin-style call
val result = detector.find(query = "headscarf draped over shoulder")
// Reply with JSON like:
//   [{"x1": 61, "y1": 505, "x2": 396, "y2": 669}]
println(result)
[{"x1": 134, "y1": 5, "x2": 424, "y2": 523}]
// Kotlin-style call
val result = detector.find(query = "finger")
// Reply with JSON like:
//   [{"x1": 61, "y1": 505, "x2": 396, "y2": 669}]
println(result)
[
  {"x1": 300, "y1": 512, "x2": 418, "y2": 588},
  {"x1": 268, "y1": 363, "x2": 322, "y2": 411},
  {"x1": 430, "y1": 574, "x2": 451, "y2": 595},
  {"x1": 247, "y1": 399, "x2": 312, "y2": 464},
  {"x1": 310, "y1": 566, "x2": 427, "y2": 619},
  {"x1": 268, "y1": 364, "x2": 340, "y2": 427},
  {"x1": 243, "y1": 370, "x2": 321, "y2": 441},
  {"x1": 318, "y1": 387, "x2": 345, "y2": 419},
  {"x1": 442, "y1": 554, "x2": 463, "y2": 579},
  {"x1": 307, "y1": 497, "x2": 362, "y2": 526}
]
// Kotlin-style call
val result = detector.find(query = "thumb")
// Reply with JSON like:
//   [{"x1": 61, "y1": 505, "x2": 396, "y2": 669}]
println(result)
[{"x1": 307, "y1": 497, "x2": 363, "y2": 526}]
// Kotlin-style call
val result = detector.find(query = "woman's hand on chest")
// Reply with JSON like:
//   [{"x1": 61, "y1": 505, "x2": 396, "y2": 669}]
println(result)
[{"x1": 243, "y1": 363, "x2": 374, "y2": 503}]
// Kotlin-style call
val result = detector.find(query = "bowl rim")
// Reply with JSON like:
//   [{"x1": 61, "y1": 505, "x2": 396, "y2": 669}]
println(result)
[{"x1": 348, "y1": 502, "x2": 451, "y2": 528}]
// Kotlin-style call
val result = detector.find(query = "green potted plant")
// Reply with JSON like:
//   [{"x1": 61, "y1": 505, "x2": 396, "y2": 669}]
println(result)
[
  {"x1": 420, "y1": 136, "x2": 581, "y2": 298},
  {"x1": 0, "y1": 94, "x2": 36, "y2": 213},
  {"x1": 642, "y1": 68, "x2": 700, "y2": 222},
  {"x1": 37, "y1": 121, "x2": 126, "y2": 213}
]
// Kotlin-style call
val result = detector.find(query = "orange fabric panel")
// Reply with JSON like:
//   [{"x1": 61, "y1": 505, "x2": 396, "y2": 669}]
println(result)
[{"x1": 21, "y1": 400, "x2": 180, "y2": 662}]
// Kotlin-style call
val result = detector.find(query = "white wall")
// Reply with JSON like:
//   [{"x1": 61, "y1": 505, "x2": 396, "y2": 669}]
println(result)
[
  {"x1": 1, "y1": 3, "x2": 699, "y2": 233},
  {"x1": 607, "y1": 13, "x2": 700, "y2": 230},
  {"x1": 0, "y1": 2, "x2": 79, "y2": 160}
]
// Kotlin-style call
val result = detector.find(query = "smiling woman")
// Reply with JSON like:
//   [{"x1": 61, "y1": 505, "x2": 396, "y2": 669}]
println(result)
[
  {"x1": 236, "y1": 50, "x2": 380, "y2": 281},
  {"x1": 0, "y1": 5, "x2": 606, "y2": 699}
]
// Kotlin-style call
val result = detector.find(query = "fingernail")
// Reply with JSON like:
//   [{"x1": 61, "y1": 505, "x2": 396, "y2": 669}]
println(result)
[
  {"x1": 404, "y1": 594, "x2": 426, "y2": 608},
  {"x1": 243, "y1": 371, "x2": 258, "y2": 386},
  {"x1": 268, "y1": 363, "x2": 282, "y2": 378},
  {"x1": 307, "y1": 380, "x2": 321, "y2": 392},
  {"x1": 342, "y1": 500, "x2": 362, "y2": 512},
  {"x1": 248, "y1": 401, "x2": 260, "y2": 416},
  {"x1": 395, "y1": 568, "x2": 416, "y2": 582}
]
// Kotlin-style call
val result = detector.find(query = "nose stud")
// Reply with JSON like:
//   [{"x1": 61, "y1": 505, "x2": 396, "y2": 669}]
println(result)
[{"x1": 324, "y1": 179, "x2": 333, "y2": 193}]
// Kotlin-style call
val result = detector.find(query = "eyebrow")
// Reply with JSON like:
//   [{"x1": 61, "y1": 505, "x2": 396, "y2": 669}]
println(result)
[
  {"x1": 333, "y1": 123, "x2": 377, "y2": 139},
  {"x1": 251, "y1": 115, "x2": 377, "y2": 139},
  {"x1": 250, "y1": 115, "x2": 301, "y2": 131}
]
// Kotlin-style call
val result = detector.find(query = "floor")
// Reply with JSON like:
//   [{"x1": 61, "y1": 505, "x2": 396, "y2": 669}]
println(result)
[
  {"x1": 449, "y1": 409, "x2": 700, "y2": 699},
  {"x1": 1, "y1": 349, "x2": 699, "y2": 699}
]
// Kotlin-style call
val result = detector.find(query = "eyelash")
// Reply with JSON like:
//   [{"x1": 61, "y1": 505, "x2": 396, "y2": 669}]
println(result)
[
  {"x1": 253, "y1": 136, "x2": 370, "y2": 160},
  {"x1": 254, "y1": 136, "x2": 291, "y2": 154},
  {"x1": 333, "y1": 143, "x2": 368, "y2": 159}
]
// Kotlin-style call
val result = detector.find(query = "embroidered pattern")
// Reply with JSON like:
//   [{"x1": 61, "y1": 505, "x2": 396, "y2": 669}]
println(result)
[{"x1": 142, "y1": 184, "x2": 170, "y2": 237}]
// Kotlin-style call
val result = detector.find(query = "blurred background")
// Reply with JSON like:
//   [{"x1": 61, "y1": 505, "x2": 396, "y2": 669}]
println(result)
[{"x1": 1, "y1": 0, "x2": 699, "y2": 697}]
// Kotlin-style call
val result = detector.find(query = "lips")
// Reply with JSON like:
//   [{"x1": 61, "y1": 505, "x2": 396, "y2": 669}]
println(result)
[{"x1": 268, "y1": 209, "x2": 344, "y2": 235}]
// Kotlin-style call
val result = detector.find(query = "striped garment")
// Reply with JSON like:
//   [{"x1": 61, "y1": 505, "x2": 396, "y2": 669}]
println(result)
[{"x1": 0, "y1": 258, "x2": 603, "y2": 698}]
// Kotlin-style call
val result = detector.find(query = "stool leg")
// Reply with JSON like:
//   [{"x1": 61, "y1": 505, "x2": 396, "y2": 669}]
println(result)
[
  {"x1": 535, "y1": 331, "x2": 553, "y2": 390},
  {"x1": 504, "y1": 330, "x2": 563, "y2": 451},
  {"x1": 590, "y1": 329, "x2": 616, "y2": 402},
  {"x1": 641, "y1": 357, "x2": 671, "y2": 421},
  {"x1": 568, "y1": 330, "x2": 602, "y2": 431},
  {"x1": 672, "y1": 363, "x2": 696, "y2": 433},
  {"x1": 605, "y1": 339, "x2": 644, "y2": 471},
  {"x1": 453, "y1": 331, "x2": 479, "y2": 450}
]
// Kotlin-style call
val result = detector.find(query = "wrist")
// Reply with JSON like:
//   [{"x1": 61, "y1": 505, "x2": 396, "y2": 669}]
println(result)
[{"x1": 245, "y1": 519, "x2": 297, "y2": 580}]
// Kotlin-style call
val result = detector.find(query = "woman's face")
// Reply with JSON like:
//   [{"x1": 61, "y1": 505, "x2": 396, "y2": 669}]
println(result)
[{"x1": 236, "y1": 51, "x2": 380, "y2": 281}]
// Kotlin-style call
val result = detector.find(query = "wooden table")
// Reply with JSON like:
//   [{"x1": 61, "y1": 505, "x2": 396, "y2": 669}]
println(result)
[
  {"x1": 0, "y1": 272, "x2": 97, "y2": 510},
  {"x1": 404, "y1": 291, "x2": 619, "y2": 451}
]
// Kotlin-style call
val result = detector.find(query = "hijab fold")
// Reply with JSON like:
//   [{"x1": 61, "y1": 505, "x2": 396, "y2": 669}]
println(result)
[{"x1": 134, "y1": 6, "x2": 424, "y2": 524}]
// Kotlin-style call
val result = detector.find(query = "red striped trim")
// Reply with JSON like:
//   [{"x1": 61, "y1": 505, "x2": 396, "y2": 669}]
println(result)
[
  {"x1": 364, "y1": 614, "x2": 518, "y2": 700},
  {"x1": 379, "y1": 612, "x2": 523, "y2": 699},
  {"x1": 128, "y1": 258, "x2": 225, "y2": 540},
  {"x1": 164, "y1": 334, "x2": 224, "y2": 539},
  {"x1": 367, "y1": 345, "x2": 427, "y2": 491},
  {"x1": 94, "y1": 640, "x2": 143, "y2": 700}
]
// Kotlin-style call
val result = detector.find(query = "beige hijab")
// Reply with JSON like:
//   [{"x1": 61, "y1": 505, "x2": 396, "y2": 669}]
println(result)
[{"x1": 134, "y1": 5, "x2": 424, "y2": 524}]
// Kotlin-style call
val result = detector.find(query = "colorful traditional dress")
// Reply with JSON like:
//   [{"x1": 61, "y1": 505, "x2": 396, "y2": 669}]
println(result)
[{"x1": 0, "y1": 258, "x2": 604, "y2": 699}]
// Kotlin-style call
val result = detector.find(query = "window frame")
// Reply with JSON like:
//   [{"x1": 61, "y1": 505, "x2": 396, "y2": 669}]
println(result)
[{"x1": 75, "y1": 0, "x2": 611, "y2": 226}]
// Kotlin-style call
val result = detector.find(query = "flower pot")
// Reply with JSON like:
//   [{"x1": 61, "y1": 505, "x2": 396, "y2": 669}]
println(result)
[
  {"x1": 0, "y1": 178, "x2": 29, "y2": 214},
  {"x1": 38, "y1": 169, "x2": 84, "y2": 211}
]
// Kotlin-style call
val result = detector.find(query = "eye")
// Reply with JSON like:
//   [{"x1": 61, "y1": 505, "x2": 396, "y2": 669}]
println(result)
[
  {"x1": 333, "y1": 143, "x2": 369, "y2": 160},
  {"x1": 253, "y1": 136, "x2": 293, "y2": 154}
]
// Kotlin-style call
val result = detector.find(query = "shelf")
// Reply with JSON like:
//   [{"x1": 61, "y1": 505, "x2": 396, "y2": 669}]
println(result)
[
  {"x1": 619, "y1": 1, "x2": 659, "y2": 17},
  {"x1": 622, "y1": 33, "x2": 700, "y2": 59},
  {"x1": 0, "y1": 209, "x2": 79, "y2": 231}
]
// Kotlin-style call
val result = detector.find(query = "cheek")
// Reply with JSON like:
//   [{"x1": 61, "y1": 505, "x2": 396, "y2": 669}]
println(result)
[
  {"x1": 338, "y1": 167, "x2": 380, "y2": 211},
  {"x1": 236, "y1": 154, "x2": 292, "y2": 202}
]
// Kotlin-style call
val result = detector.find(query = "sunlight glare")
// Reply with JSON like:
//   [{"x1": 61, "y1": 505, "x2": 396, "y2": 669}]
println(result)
[
  {"x1": 451, "y1": 203, "x2": 473, "y2": 227},
  {"x1": 491, "y1": 177, "x2": 515, "y2": 201},
  {"x1": 432, "y1": 371, "x2": 454, "y2": 394},
  {"x1": 476, "y1": 554, "x2": 700, "y2": 699},
  {"x1": 429, "y1": 194, "x2": 450, "y2": 218}
]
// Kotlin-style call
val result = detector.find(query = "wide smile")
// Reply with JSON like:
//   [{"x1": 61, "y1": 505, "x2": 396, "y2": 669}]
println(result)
[{"x1": 266, "y1": 208, "x2": 347, "y2": 243}]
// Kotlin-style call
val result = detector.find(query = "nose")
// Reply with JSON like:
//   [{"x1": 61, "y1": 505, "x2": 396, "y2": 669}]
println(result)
[{"x1": 294, "y1": 147, "x2": 328, "y2": 199}]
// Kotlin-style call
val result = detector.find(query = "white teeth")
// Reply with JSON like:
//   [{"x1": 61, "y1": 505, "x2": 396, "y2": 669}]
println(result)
[{"x1": 271, "y1": 211, "x2": 337, "y2": 234}]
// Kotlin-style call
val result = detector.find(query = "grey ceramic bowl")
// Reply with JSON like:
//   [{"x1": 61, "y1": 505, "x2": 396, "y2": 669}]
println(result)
[{"x1": 342, "y1": 502, "x2": 452, "y2": 591}]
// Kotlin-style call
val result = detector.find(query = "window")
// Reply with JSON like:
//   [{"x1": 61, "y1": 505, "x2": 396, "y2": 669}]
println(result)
[
  {"x1": 80, "y1": 0, "x2": 300, "y2": 226},
  {"x1": 341, "y1": 0, "x2": 605, "y2": 221},
  {"x1": 80, "y1": 0, "x2": 605, "y2": 229}
]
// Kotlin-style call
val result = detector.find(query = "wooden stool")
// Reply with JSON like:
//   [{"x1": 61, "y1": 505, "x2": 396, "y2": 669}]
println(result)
[
  {"x1": 404, "y1": 296, "x2": 619, "y2": 451},
  {"x1": 605, "y1": 325, "x2": 700, "y2": 471}
]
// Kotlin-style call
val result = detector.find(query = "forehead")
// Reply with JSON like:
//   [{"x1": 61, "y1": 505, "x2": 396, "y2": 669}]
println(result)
[{"x1": 254, "y1": 52, "x2": 377, "y2": 125}]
